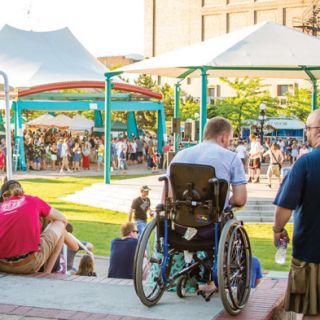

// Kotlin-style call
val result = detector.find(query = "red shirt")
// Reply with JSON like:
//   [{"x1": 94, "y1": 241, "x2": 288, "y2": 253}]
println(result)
[{"x1": 0, "y1": 195, "x2": 51, "y2": 258}]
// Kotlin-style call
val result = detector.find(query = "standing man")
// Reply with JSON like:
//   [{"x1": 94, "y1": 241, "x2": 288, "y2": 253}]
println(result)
[
  {"x1": 128, "y1": 185, "x2": 152, "y2": 235},
  {"x1": 273, "y1": 109, "x2": 320, "y2": 317}
]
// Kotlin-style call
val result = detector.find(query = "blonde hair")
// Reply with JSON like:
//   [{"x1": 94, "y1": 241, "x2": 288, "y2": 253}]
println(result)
[
  {"x1": 121, "y1": 222, "x2": 136, "y2": 237},
  {"x1": 249, "y1": 134, "x2": 257, "y2": 141}
]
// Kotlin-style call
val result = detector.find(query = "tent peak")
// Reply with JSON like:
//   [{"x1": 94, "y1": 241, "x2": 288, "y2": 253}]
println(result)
[{"x1": 1, "y1": 24, "x2": 69, "y2": 35}]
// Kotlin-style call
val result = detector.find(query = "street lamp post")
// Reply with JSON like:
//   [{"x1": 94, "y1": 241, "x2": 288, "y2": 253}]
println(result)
[{"x1": 258, "y1": 103, "x2": 266, "y2": 146}]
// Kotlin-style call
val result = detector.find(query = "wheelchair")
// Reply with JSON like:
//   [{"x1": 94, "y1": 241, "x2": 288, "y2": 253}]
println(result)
[{"x1": 133, "y1": 163, "x2": 252, "y2": 316}]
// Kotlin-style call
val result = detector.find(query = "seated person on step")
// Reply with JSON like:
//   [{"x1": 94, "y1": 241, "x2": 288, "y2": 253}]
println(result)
[
  {"x1": 108, "y1": 222, "x2": 139, "y2": 279},
  {"x1": 0, "y1": 180, "x2": 67, "y2": 274}
]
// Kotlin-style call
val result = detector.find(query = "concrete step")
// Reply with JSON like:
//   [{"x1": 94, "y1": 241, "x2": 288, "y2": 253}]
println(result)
[{"x1": 0, "y1": 273, "x2": 287, "y2": 320}]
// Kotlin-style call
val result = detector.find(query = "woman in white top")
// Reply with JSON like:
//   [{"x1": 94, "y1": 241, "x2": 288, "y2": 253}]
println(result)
[
  {"x1": 263, "y1": 143, "x2": 284, "y2": 188},
  {"x1": 248, "y1": 134, "x2": 264, "y2": 183}
]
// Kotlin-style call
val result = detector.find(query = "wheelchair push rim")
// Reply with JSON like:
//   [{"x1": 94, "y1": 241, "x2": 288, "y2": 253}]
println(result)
[
  {"x1": 133, "y1": 218, "x2": 165, "y2": 306},
  {"x1": 217, "y1": 219, "x2": 252, "y2": 316}
]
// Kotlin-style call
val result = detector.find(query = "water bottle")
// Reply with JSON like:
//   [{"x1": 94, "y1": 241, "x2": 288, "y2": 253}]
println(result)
[{"x1": 275, "y1": 239, "x2": 287, "y2": 264}]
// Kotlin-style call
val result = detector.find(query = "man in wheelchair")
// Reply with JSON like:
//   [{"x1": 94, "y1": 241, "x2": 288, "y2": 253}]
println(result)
[{"x1": 133, "y1": 117, "x2": 252, "y2": 316}]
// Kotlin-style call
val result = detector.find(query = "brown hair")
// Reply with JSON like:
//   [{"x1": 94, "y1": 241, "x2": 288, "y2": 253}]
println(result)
[
  {"x1": 2, "y1": 182, "x2": 24, "y2": 200},
  {"x1": 76, "y1": 254, "x2": 94, "y2": 276},
  {"x1": 121, "y1": 222, "x2": 136, "y2": 237},
  {"x1": 203, "y1": 117, "x2": 232, "y2": 141},
  {"x1": 249, "y1": 134, "x2": 257, "y2": 141}
]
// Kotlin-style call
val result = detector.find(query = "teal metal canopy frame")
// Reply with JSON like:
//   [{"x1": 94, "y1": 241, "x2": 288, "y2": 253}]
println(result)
[
  {"x1": 171, "y1": 65, "x2": 319, "y2": 144},
  {"x1": 14, "y1": 82, "x2": 165, "y2": 184}
]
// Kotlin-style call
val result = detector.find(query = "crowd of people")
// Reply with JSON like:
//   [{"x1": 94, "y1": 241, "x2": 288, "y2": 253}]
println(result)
[
  {"x1": 233, "y1": 135, "x2": 311, "y2": 188},
  {"x1": 12, "y1": 129, "x2": 164, "y2": 174}
]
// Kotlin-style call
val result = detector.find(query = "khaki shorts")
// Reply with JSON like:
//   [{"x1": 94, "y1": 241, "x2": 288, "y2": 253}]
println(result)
[
  {"x1": 285, "y1": 257, "x2": 320, "y2": 316},
  {"x1": 267, "y1": 164, "x2": 281, "y2": 178},
  {"x1": 0, "y1": 229, "x2": 58, "y2": 274},
  {"x1": 61, "y1": 156, "x2": 69, "y2": 167}
]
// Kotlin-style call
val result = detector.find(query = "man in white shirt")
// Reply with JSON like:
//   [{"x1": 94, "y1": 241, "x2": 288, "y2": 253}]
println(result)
[{"x1": 235, "y1": 140, "x2": 247, "y2": 171}]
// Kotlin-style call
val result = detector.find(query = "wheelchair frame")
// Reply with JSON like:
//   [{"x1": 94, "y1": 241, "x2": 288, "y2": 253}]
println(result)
[{"x1": 133, "y1": 165, "x2": 252, "y2": 316}]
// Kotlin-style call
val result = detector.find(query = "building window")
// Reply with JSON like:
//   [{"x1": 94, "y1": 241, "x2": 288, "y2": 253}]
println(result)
[
  {"x1": 208, "y1": 87, "x2": 216, "y2": 97},
  {"x1": 277, "y1": 85, "x2": 290, "y2": 96}
]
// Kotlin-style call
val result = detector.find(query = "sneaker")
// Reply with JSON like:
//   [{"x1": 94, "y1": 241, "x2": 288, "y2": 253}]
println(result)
[{"x1": 198, "y1": 282, "x2": 217, "y2": 293}]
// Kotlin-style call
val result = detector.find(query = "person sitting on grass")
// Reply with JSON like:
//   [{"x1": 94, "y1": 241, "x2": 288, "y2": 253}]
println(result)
[
  {"x1": 108, "y1": 222, "x2": 139, "y2": 279},
  {"x1": 0, "y1": 180, "x2": 67, "y2": 274},
  {"x1": 76, "y1": 254, "x2": 96, "y2": 277}
]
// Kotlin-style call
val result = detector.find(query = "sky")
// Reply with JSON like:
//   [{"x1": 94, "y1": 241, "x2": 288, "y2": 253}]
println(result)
[{"x1": 0, "y1": 0, "x2": 144, "y2": 57}]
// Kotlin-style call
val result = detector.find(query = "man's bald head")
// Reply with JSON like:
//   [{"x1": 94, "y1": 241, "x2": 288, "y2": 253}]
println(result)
[
  {"x1": 306, "y1": 109, "x2": 320, "y2": 148},
  {"x1": 307, "y1": 109, "x2": 320, "y2": 125}
]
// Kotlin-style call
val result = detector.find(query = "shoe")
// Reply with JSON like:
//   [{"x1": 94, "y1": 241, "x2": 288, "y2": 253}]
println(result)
[
  {"x1": 67, "y1": 169, "x2": 72, "y2": 173},
  {"x1": 247, "y1": 177, "x2": 252, "y2": 183},
  {"x1": 198, "y1": 282, "x2": 217, "y2": 293},
  {"x1": 268, "y1": 184, "x2": 271, "y2": 188},
  {"x1": 253, "y1": 178, "x2": 260, "y2": 183}
]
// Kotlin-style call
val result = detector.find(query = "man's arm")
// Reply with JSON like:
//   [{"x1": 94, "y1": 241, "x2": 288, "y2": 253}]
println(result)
[
  {"x1": 229, "y1": 184, "x2": 247, "y2": 207},
  {"x1": 128, "y1": 208, "x2": 134, "y2": 222},
  {"x1": 46, "y1": 207, "x2": 67, "y2": 226},
  {"x1": 273, "y1": 206, "x2": 292, "y2": 246}
]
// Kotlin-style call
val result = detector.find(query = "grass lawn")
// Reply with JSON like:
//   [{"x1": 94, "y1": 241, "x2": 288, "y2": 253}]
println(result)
[{"x1": 21, "y1": 176, "x2": 292, "y2": 272}]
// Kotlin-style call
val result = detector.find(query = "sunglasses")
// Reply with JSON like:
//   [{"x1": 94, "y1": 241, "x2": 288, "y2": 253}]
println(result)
[{"x1": 305, "y1": 125, "x2": 320, "y2": 131}]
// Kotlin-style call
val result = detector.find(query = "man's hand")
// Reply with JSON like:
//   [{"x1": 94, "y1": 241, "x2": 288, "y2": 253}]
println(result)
[{"x1": 273, "y1": 228, "x2": 290, "y2": 247}]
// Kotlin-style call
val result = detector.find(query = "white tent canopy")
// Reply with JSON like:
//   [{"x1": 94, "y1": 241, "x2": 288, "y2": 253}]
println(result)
[
  {"x1": 266, "y1": 118, "x2": 305, "y2": 130},
  {"x1": 119, "y1": 21, "x2": 320, "y2": 80},
  {"x1": 53, "y1": 114, "x2": 72, "y2": 127},
  {"x1": 26, "y1": 113, "x2": 54, "y2": 126},
  {"x1": 0, "y1": 25, "x2": 108, "y2": 88},
  {"x1": 69, "y1": 115, "x2": 94, "y2": 131}
]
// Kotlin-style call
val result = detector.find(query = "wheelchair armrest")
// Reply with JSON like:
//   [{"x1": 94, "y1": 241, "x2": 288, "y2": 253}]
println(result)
[{"x1": 159, "y1": 175, "x2": 169, "y2": 198}]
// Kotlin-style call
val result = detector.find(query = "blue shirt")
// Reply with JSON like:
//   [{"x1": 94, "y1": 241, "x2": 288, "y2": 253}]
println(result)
[
  {"x1": 251, "y1": 256, "x2": 263, "y2": 288},
  {"x1": 273, "y1": 147, "x2": 320, "y2": 262},
  {"x1": 170, "y1": 140, "x2": 246, "y2": 186},
  {"x1": 108, "y1": 237, "x2": 138, "y2": 279}
]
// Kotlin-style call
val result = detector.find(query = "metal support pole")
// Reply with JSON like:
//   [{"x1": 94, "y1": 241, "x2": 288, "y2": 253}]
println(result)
[
  {"x1": 127, "y1": 111, "x2": 139, "y2": 138},
  {"x1": 200, "y1": 67, "x2": 208, "y2": 142},
  {"x1": 15, "y1": 102, "x2": 26, "y2": 171},
  {"x1": 104, "y1": 74, "x2": 113, "y2": 184},
  {"x1": 174, "y1": 82, "x2": 180, "y2": 152},
  {"x1": 104, "y1": 71, "x2": 122, "y2": 184},
  {"x1": 304, "y1": 67, "x2": 318, "y2": 111},
  {"x1": 0, "y1": 71, "x2": 12, "y2": 180},
  {"x1": 312, "y1": 79, "x2": 318, "y2": 111}
]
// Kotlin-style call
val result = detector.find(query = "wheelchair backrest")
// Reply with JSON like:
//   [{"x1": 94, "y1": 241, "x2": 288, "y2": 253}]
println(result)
[{"x1": 169, "y1": 162, "x2": 229, "y2": 227}]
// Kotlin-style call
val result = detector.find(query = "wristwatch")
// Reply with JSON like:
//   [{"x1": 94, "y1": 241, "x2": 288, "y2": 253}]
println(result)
[{"x1": 272, "y1": 225, "x2": 284, "y2": 233}]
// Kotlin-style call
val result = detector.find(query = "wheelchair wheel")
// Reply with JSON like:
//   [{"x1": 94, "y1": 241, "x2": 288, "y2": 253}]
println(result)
[
  {"x1": 134, "y1": 218, "x2": 165, "y2": 306},
  {"x1": 217, "y1": 219, "x2": 252, "y2": 316}
]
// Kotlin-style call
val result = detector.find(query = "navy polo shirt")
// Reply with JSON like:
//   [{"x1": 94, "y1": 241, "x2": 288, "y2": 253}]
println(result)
[
  {"x1": 108, "y1": 237, "x2": 138, "y2": 279},
  {"x1": 273, "y1": 147, "x2": 320, "y2": 262}
]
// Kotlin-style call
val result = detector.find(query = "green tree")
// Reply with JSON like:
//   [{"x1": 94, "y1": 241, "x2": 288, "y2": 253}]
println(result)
[
  {"x1": 283, "y1": 88, "x2": 314, "y2": 122},
  {"x1": 208, "y1": 77, "x2": 278, "y2": 135}
]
